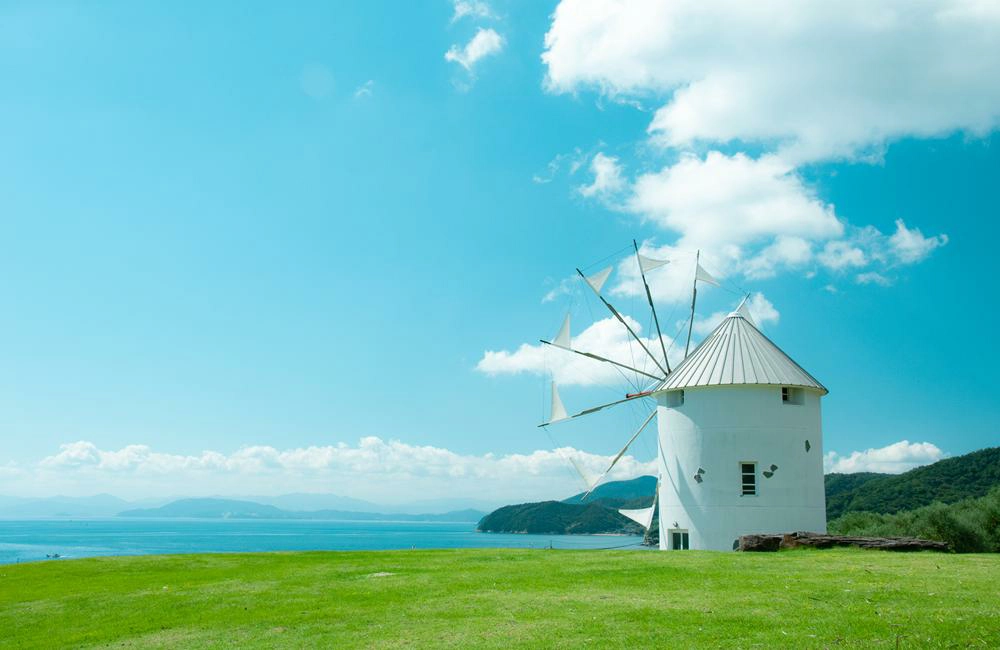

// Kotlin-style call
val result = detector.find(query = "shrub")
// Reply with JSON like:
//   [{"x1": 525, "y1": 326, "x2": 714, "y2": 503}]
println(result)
[{"x1": 828, "y1": 486, "x2": 1000, "y2": 553}]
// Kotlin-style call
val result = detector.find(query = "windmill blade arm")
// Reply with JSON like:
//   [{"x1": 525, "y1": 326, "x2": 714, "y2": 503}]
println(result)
[
  {"x1": 537, "y1": 393, "x2": 652, "y2": 428},
  {"x1": 540, "y1": 340, "x2": 664, "y2": 382},
  {"x1": 633, "y1": 240, "x2": 671, "y2": 374},
  {"x1": 580, "y1": 409, "x2": 656, "y2": 500},
  {"x1": 576, "y1": 267, "x2": 670, "y2": 377}
]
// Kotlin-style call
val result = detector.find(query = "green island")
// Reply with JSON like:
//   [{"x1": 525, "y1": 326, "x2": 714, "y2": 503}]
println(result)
[{"x1": 3, "y1": 548, "x2": 998, "y2": 648}]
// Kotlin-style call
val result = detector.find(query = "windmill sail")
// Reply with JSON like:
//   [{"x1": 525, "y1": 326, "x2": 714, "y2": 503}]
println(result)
[
  {"x1": 552, "y1": 313, "x2": 571, "y2": 349},
  {"x1": 695, "y1": 263, "x2": 720, "y2": 287},
  {"x1": 583, "y1": 266, "x2": 612, "y2": 295},
  {"x1": 549, "y1": 382, "x2": 568, "y2": 424},
  {"x1": 619, "y1": 505, "x2": 656, "y2": 529},
  {"x1": 637, "y1": 254, "x2": 669, "y2": 274}
]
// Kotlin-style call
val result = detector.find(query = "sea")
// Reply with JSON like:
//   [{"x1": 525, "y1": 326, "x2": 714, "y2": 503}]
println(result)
[{"x1": 0, "y1": 519, "x2": 646, "y2": 565}]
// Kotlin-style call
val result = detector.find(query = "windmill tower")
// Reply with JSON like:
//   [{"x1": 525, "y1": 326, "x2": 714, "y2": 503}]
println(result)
[
  {"x1": 654, "y1": 312, "x2": 827, "y2": 551},
  {"x1": 540, "y1": 244, "x2": 828, "y2": 551}
]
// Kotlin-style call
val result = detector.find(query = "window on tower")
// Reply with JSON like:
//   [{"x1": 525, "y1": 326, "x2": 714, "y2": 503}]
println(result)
[
  {"x1": 782, "y1": 386, "x2": 804, "y2": 405},
  {"x1": 741, "y1": 462, "x2": 757, "y2": 496}
]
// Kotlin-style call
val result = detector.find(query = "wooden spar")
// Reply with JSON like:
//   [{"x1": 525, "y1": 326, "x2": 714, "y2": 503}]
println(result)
[
  {"x1": 633, "y1": 239, "x2": 671, "y2": 374},
  {"x1": 540, "y1": 340, "x2": 664, "y2": 382},
  {"x1": 684, "y1": 249, "x2": 699, "y2": 358},
  {"x1": 580, "y1": 409, "x2": 657, "y2": 500},
  {"x1": 577, "y1": 268, "x2": 670, "y2": 377},
  {"x1": 537, "y1": 392, "x2": 654, "y2": 428}
]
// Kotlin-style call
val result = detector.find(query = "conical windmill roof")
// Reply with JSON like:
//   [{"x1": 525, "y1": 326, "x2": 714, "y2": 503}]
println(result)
[{"x1": 658, "y1": 313, "x2": 827, "y2": 394}]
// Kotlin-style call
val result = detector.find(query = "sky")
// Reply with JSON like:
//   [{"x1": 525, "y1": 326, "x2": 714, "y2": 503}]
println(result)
[{"x1": 0, "y1": 0, "x2": 997, "y2": 505}]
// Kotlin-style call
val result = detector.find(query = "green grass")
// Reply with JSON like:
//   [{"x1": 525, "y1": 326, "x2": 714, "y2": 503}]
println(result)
[{"x1": 2, "y1": 549, "x2": 998, "y2": 648}]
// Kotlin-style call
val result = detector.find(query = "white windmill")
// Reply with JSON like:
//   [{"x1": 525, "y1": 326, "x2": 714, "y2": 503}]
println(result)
[{"x1": 540, "y1": 243, "x2": 828, "y2": 551}]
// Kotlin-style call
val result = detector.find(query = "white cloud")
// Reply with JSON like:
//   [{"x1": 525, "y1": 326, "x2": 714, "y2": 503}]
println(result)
[
  {"x1": 824, "y1": 440, "x2": 945, "y2": 473},
  {"x1": 445, "y1": 27, "x2": 505, "y2": 72},
  {"x1": 299, "y1": 63, "x2": 335, "y2": 99},
  {"x1": 11, "y1": 438, "x2": 655, "y2": 505},
  {"x1": 888, "y1": 219, "x2": 949, "y2": 264},
  {"x1": 629, "y1": 153, "x2": 843, "y2": 251},
  {"x1": 543, "y1": 0, "x2": 1000, "y2": 162},
  {"x1": 744, "y1": 236, "x2": 814, "y2": 280},
  {"x1": 353, "y1": 80, "x2": 374, "y2": 99},
  {"x1": 613, "y1": 153, "x2": 843, "y2": 296},
  {"x1": 541, "y1": 274, "x2": 578, "y2": 303},
  {"x1": 477, "y1": 315, "x2": 673, "y2": 387},
  {"x1": 818, "y1": 240, "x2": 868, "y2": 270},
  {"x1": 578, "y1": 152, "x2": 626, "y2": 200},
  {"x1": 451, "y1": 0, "x2": 495, "y2": 23},
  {"x1": 856, "y1": 271, "x2": 893, "y2": 287}
]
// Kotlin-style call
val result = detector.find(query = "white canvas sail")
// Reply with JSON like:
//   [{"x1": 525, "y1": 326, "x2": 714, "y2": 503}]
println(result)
[
  {"x1": 638, "y1": 254, "x2": 669, "y2": 274},
  {"x1": 584, "y1": 266, "x2": 612, "y2": 295},
  {"x1": 619, "y1": 505, "x2": 655, "y2": 529},
  {"x1": 552, "y1": 314, "x2": 571, "y2": 349},
  {"x1": 695, "y1": 263, "x2": 720, "y2": 287},
  {"x1": 549, "y1": 382, "x2": 568, "y2": 424}
]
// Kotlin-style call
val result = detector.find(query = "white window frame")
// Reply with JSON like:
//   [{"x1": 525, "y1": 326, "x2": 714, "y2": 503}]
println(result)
[
  {"x1": 669, "y1": 529, "x2": 690, "y2": 550},
  {"x1": 664, "y1": 390, "x2": 684, "y2": 408},
  {"x1": 740, "y1": 461, "x2": 758, "y2": 496},
  {"x1": 781, "y1": 386, "x2": 804, "y2": 405}
]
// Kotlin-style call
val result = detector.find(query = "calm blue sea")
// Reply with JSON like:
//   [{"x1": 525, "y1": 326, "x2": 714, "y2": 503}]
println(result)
[{"x1": 0, "y1": 519, "x2": 646, "y2": 564}]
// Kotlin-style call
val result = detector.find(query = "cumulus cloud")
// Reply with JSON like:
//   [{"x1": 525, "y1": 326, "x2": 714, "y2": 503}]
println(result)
[
  {"x1": 451, "y1": 0, "x2": 495, "y2": 23},
  {"x1": 818, "y1": 240, "x2": 868, "y2": 271},
  {"x1": 541, "y1": 274, "x2": 579, "y2": 303},
  {"x1": 629, "y1": 153, "x2": 843, "y2": 248},
  {"x1": 477, "y1": 315, "x2": 673, "y2": 387},
  {"x1": 824, "y1": 440, "x2": 945, "y2": 473},
  {"x1": 14, "y1": 438, "x2": 656, "y2": 504},
  {"x1": 856, "y1": 271, "x2": 893, "y2": 287},
  {"x1": 578, "y1": 152, "x2": 626, "y2": 200},
  {"x1": 445, "y1": 28, "x2": 504, "y2": 72},
  {"x1": 543, "y1": 0, "x2": 1000, "y2": 162},
  {"x1": 888, "y1": 219, "x2": 949, "y2": 264},
  {"x1": 533, "y1": 1, "x2": 954, "y2": 295}
]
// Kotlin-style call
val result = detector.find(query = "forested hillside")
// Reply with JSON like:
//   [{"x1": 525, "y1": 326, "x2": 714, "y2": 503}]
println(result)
[
  {"x1": 825, "y1": 447, "x2": 1000, "y2": 518},
  {"x1": 477, "y1": 501, "x2": 644, "y2": 535}
]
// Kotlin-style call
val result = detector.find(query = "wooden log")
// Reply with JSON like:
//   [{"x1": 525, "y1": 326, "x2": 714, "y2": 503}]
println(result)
[
  {"x1": 736, "y1": 531, "x2": 950, "y2": 552},
  {"x1": 778, "y1": 531, "x2": 950, "y2": 552},
  {"x1": 738, "y1": 534, "x2": 783, "y2": 552}
]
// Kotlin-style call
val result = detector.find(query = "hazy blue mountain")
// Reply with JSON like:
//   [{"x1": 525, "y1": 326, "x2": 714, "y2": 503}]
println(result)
[
  {"x1": 240, "y1": 493, "x2": 383, "y2": 513},
  {"x1": 0, "y1": 494, "x2": 137, "y2": 518},
  {"x1": 118, "y1": 498, "x2": 485, "y2": 522}
]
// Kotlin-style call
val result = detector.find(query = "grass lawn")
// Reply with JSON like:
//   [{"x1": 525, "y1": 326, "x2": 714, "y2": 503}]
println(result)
[{"x1": 2, "y1": 548, "x2": 998, "y2": 648}]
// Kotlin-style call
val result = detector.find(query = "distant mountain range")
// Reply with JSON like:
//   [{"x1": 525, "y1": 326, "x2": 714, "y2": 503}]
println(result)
[
  {"x1": 118, "y1": 498, "x2": 485, "y2": 522},
  {"x1": 0, "y1": 492, "x2": 496, "y2": 520},
  {"x1": 478, "y1": 447, "x2": 1000, "y2": 535}
]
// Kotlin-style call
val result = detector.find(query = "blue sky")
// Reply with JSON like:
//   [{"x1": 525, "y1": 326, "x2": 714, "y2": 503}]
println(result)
[{"x1": 0, "y1": 1, "x2": 997, "y2": 503}]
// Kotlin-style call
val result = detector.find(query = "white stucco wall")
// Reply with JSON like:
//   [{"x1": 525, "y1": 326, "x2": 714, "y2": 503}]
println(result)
[{"x1": 655, "y1": 385, "x2": 827, "y2": 551}]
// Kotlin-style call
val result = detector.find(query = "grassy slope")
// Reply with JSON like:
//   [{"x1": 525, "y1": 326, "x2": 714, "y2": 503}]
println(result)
[{"x1": 2, "y1": 549, "x2": 998, "y2": 649}]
